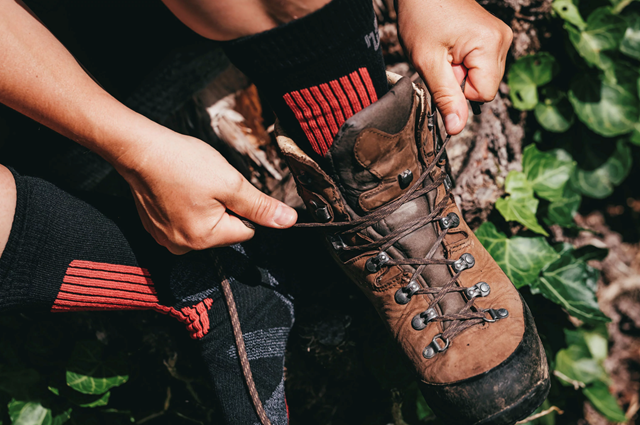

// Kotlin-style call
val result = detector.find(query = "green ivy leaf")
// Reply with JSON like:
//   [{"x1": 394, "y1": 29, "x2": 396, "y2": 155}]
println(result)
[
  {"x1": 631, "y1": 124, "x2": 640, "y2": 145},
  {"x1": 566, "y1": 8, "x2": 626, "y2": 69},
  {"x1": 508, "y1": 53, "x2": 560, "y2": 110},
  {"x1": 583, "y1": 381, "x2": 627, "y2": 422},
  {"x1": 51, "y1": 410, "x2": 71, "y2": 425},
  {"x1": 546, "y1": 184, "x2": 582, "y2": 227},
  {"x1": 610, "y1": 0, "x2": 637, "y2": 13},
  {"x1": 0, "y1": 366, "x2": 39, "y2": 399},
  {"x1": 535, "y1": 88, "x2": 575, "y2": 133},
  {"x1": 621, "y1": 11, "x2": 640, "y2": 59},
  {"x1": 572, "y1": 139, "x2": 633, "y2": 198},
  {"x1": 564, "y1": 326, "x2": 609, "y2": 362},
  {"x1": 65, "y1": 341, "x2": 128, "y2": 396},
  {"x1": 495, "y1": 171, "x2": 548, "y2": 235},
  {"x1": 475, "y1": 222, "x2": 559, "y2": 288},
  {"x1": 569, "y1": 73, "x2": 639, "y2": 137},
  {"x1": 416, "y1": 392, "x2": 434, "y2": 420},
  {"x1": 523, "y1": 145, "x2": 575, "y2": 201},
  {"x1": 8, "y1": 400, "x2": 51, "y2": 425},
  {"x1": 49, "y1": 385, "x2": 111, "y2": 409},
  {"x1": 535, "y1": 250, "x2": 610, "y2": 323},
  {"x1": 555, "y1": 345, "x2": 607, "y2": 386},
  {"x1": 7, "y1": 400, "x2": 69, "y2": 425},
  {"x1": 553, "y1": 0, "x2": 587, "y2": 29},
  {"x1": 572, "y1": 245, "x2": 609, "y2": 262}
]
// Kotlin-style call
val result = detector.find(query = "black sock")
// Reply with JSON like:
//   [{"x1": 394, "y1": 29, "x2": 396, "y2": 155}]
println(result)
[
  {"x1": 0, "y1": 168, "x2": 293, "y2": 424},
  {"x1": 222, "y1": 0, "x2": 388, "y2": 158}
]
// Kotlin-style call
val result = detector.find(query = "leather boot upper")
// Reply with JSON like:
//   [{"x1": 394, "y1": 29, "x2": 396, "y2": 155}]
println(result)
[{"x1": 276, "y1": 73, "x2": 525, "y2": 385}]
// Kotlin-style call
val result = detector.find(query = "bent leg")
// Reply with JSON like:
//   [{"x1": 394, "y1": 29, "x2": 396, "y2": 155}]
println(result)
[
  {"x1": 166, "y1": 0, "x2": 389, "y2": 161},
  {"x1": 0, "y1": 168, "x2": 292, "y2": 424},
  {"x1": 162, "y1": 0, "x2": 331, "y2": 41}
]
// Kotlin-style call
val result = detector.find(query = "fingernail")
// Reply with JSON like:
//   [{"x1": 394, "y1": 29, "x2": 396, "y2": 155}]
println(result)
[
  {"x1": 445, "y1": 114, "x2": 460, "y2": 132},
  {"x1": 273, "y1": 203, "x2": 297, "y2": 227}
]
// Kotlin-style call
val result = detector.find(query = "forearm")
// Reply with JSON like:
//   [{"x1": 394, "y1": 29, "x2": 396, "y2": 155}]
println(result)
[{"x1": 0, "y1": 0, "x2": 169, "y2": 172}]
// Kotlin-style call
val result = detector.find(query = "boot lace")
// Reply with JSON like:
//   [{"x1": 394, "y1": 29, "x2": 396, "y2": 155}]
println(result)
[{"x1": 295, "y1": 110, "x2": 508, "y2": 359}]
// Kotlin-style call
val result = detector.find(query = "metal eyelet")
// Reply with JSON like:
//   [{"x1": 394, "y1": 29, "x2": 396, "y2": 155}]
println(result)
[
  {"x1": 398, "y1": 169, "x2": 414, "y2": 189},
  {"x1": 327, "y1": 234, "x2": 346, "y2": 251},
  {"x1": 310, "y1": 200, "x2": 331, "y2": 223},
  {"x1": 423, "y1": 334, "x2": 450, "y2": 359},
  {"x1": 482, "y1": 308, "x2": 509, "y2": 323},
  {"x1": 411, "y1": 307, "x2": 437, "y2": 330},
  {"x1": 465, "y1": 282, "x2": 491, "y2": 300},
  {"x1": 452, "y1": 253, "x2": 475, "y2": 273},
  {"x1": 394, "y1": 281, "x2": 421, "y2": 305},
  {"x1": 439, "y1": 212, "x2": 460, "y2": 230},
  {"x1": 365, "y1": 251, "x2": 390, "y2": 273},
  {"x1": 444, "y1": 174, "x2": 453, "y2": 191}
]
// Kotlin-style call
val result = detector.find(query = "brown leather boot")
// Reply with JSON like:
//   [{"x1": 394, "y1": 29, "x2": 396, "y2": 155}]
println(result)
[{"x1": 276, "y1": 73, "x2": 550, "y2": 425}]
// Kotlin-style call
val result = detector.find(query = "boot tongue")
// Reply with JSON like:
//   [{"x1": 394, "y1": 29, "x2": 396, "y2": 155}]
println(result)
[
  {"x1": 326, "y1": 77, "x2": 418, "y2": 215},
  {"x1": 325, "y1": 76, "x2": 467, "y2": 322}
]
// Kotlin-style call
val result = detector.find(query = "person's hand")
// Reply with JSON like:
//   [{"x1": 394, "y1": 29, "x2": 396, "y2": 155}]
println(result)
[
  {"x1": 397, "y1": 0, "x2": 513, "y2": 134},
  {"x1": 115, "y1": 133, "x2": 297, "y2": 254}
]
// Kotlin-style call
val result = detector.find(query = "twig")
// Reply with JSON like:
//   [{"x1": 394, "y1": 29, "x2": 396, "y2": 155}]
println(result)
[
  {"x1": 626, "y1": 393, "x2": 639, "y2": 421},
  {"x1": 516, "y1": 406, "x2": 564, "y2": 424},
  {"x1": 137, "y1": 387, "x2": 172, "y2": 424},
  {"x1": 174, "y1": 411, "x2": 205, "y2": 424},
  {"x1": 163, "y1": 353, "x2": 204, "y2": 405},
  {"x1": 390, "y1": 389, "x2": 409, "y2": 425},
  {"x1": 553, "y1": 370, "x2": 586, "y2": 390}
]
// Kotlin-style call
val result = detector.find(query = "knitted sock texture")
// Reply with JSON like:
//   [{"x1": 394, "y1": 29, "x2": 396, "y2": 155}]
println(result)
[
  {"x1": 0, "y1": 170, "x2": 292, "y2": 424},
  {"x1": 222, "y1": 0, "x2": 388, "y2": 158}
]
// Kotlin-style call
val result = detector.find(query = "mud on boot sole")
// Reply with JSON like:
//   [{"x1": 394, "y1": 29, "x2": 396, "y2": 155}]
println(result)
[{"x1": 419, "y1": 299, "x2": 550, "y2": 425}]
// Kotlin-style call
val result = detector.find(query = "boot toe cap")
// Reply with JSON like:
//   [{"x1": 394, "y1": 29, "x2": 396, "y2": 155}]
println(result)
[{"x1": 418, "y1": 298, "x2": 550, "y2": 425}]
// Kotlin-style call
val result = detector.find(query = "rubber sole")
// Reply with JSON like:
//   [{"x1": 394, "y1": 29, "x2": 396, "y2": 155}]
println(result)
[{"x1": 474, "y1": 375, "x2": 551, "y2": 425}]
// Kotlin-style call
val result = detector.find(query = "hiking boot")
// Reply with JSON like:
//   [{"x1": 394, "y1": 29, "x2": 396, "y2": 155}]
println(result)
[{"x1": 276, "y1": 72, "x2": 550, "y2": 425}]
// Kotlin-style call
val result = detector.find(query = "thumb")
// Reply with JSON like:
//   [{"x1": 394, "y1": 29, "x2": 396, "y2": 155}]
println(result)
[
  {"x1": 422, "y1": 57, "x2": 469, "y2": 135},
  {"x1": 223, "y1": 177, "x2": 298, "y2": 229}
]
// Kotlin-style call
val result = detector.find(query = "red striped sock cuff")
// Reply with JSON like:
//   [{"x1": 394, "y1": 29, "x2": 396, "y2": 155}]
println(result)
[
  {"x1": 52, "y1": 260, "x2": 214, "y2": 340},
  {"x1": 283, "y1": 68, "x2": 378, "y2": 156}
]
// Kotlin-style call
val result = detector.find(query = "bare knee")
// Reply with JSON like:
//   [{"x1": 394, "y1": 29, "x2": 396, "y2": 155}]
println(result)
[
  {"x1": 0, "y1": 165, "x2": 16, "y2": 257},
  {"x1": 162, "y1": 0, "x2": 331, "y2": 40}
]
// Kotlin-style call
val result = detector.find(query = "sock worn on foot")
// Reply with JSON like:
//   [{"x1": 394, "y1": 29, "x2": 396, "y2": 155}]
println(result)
[
  {"x1": 0, "y1": 169, "x2": 292, "y2": 425},
  {"x1": 222, "y1": 0, "x2": 388, "y2": 158}
]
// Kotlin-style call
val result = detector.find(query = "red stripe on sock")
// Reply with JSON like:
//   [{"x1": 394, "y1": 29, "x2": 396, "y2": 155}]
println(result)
[
  {"x1": 154, "y1": 304, "x2": 190, "y2": 322},
  {"x1": 319, "y1": 83, "x2": 346, "y2": 127},
  {"x1": 310, "y1": 87, "x2": 339, "y2": 136},
  {"x1": 63, "y1": 275, "x2": 157, "y2": 295},
  {"x1": 358, "y1": 68, "x2": 378, "y2": 103},
  {"x1": 291, "y1": 91, "x2": 326, "y2": 152},
  {"x1": 52, "y1": 303, "x2": 146, "y2": 312},
  {"x1": 196, "y1": 301, "x2": 210, "y2": 337},
  {"x1": 339, "y1": 75, "x2": 363, "y2": 114},
  {"x1": 52, "y1": 296, "x2": 156, "y2": 311},
  {"x1": 56, "y1": 261, "x2": 214, "y2": 340},
  {"x1": 55, "y1": 291, "x2": 158, "y2": 306},
  {"x1": 349, "y1": 70, "x2": 372, "y2": 109},
  {"x1": 180, "y1": 304, "x2": 203, "y2": 339},
  {"x1": 283, "y1": 93, "x2": 320, "y2": 153},
  {"x1": 66, "y1": 268, "x2": 154, "y2": 285},
  {"x1": 300, "y1": 89, "x2": 332, "y2": 154},
  {"x1": 58, "y1": 283, "x2": 159, "y2": 303},
  {"x1": 69, "y1": 260, "x2": 151, "y2": 276},
  {"x1": 329, "y1": 80, "x2": 354, "y2": 118}
]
